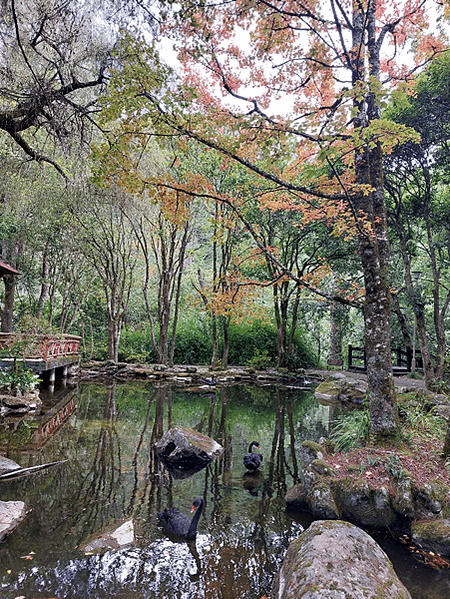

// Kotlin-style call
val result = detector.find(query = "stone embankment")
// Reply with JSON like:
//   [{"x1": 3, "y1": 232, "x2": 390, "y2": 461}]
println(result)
[
  {"x1": 74, "y1": 360, "x2": 315, "y2": 388},
  {"x1": 286, "y1": 438, "x2": 450, "y2": 533},
  {"x1": 286, "y1": 372, "x2": 450, "y2": 559}
]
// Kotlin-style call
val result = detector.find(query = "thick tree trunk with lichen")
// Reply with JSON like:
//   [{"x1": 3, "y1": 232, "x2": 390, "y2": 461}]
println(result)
[
  {"x1": 354, "y1": 147, "x2": 399, "y2": 441},
  {"x1": 352, "y1": 0, "x2": 399, "y2": 440}
]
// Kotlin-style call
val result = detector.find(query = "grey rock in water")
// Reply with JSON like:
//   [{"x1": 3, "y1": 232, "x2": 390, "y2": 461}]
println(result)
[
  {"x1": 314, "y1": 378, "x2": 367, "y2": 405},
  {"x1": 272, "y1": 520, "x2": 411, "y2": 599},
  {"x1": 80, "y1": 519, "x2": 135, "y2": 554},
  {"x1": 154, "y1": 426, "x2": 223, "y2": 478},
  {"x1": 0, "y1": 455, "x2": 21, "y2": 475},
  {"x1": 411, "y1": 519, "x2": 450, "y2": 557},
  {"x1": 0, "y1": 500, "x2": 27, "y2": 542}
]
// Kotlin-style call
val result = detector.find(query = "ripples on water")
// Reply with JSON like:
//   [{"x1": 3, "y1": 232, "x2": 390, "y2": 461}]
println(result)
[{"x1": 0, "y1": 380, "x2": 448, "y2": 598}]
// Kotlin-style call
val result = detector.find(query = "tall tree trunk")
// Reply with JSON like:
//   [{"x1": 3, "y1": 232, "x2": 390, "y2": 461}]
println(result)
[
  {"x1": 107, "y1": 317, "x2": 120, "y2": 362},
  {"x1": 36, "y1": 242, "x2": 50, "y2": 319},
  {"x1": 221, "y1": 316, "x2": 229, "y2": 369},
  {"x1": 352, "y1": 0, "x2": 399, "y2": 440},
  {"x1": 328, "y1": 301, "x2": 344, "y2": 363},
  {"x1": 422, "y1": 167, "x2": 448, "y2": 384},
  {"x1": 169, "y1": 222, "x2": 190, "y2": 366},
  {"x1": 1, "y1": 274, "x2": 15, "y2": 332},
  {"x1": 272, "y1": 280, "x2": 291, "y2": 367},
  {"x1": 288, "y1": 286, "x2": 300, "y2": 358}
]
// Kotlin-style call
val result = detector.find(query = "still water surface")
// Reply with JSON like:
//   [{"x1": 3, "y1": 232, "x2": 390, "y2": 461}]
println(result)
[{"x1": 0, "y1": 380, "x2": 448, "y2": 598}]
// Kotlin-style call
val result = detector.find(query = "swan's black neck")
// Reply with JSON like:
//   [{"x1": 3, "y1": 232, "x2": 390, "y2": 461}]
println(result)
[
  {"x1": 187, "y1": 500, "x2": 204, "y2": 540},
  {"x1": 248, "y1": 441, "x2": 259, "y2": 453}
]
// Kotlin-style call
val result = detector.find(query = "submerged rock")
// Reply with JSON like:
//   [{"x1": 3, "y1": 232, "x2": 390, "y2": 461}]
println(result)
[
  {"x1": 80, "y1": 519, "x2": 135, "y2": 554},
  {"x1": 154, "y1": 426, "x2": 223, "y2": 479},
  {"x1": 272, "y1": 520, "x2": 411, "y2": 599}
]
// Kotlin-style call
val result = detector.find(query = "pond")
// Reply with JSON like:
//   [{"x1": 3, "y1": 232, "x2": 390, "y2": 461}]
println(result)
[{"x1": 0, "y1": 379, "x2": 448, "y2": 599}]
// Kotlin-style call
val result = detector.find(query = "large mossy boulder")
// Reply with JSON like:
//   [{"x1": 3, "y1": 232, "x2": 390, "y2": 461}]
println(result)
[
  {"x1": 272, "y1": 520, "x2": 411, "y2": 599},
  {"x1": 314, "y1": 378, "x2": 367, "y2": 405},
  {"x1": 289, "y1": 439, "x2": 450, "y2": 535},
  {"x1": 332, "y1": 477, "x2": 396, "y2": 529},
  {"x1": 154, "y1": 426, "x2": 224, "y2": 479}
]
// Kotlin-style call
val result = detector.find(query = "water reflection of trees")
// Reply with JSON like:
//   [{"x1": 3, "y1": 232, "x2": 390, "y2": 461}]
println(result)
[
  {"x1": 1, "y1": 381, "x2": 331, "y2": 599},
  {"x1": 39, "y1": 381, "x2": 323, "y2": 551},
  {"x1": 68, "y1": 382, "x2": 125, "y2": 540}
]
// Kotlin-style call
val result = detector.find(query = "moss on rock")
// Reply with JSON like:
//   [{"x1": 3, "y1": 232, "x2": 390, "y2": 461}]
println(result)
[{"x1": 272, "y1": 520, "x2": 412, "y2": 598}]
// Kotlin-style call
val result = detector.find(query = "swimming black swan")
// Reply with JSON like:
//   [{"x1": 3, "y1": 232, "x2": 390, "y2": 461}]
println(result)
[
  {"x1": 243, "y1": 441, "x2": 263, "y2": 472},
  {"x1": 157, "y1": 497, "x2": 204, "y2": 541}
]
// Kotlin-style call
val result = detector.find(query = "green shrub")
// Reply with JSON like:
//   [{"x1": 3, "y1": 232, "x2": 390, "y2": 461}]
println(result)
[
  {"x1": 330, "y1": 406, "x2": 370, "y2": 451},
  {"x1": 227, "y1": 321, "x2": 318, "y2": 368},
  {"x1": 119, "y1": 325, "x2": 156, "y2": 363},
  {"x1": 172, "y1": 325, "x2": 212, "y2": 364},
  {"x1": 286, "y1": 329, "x2": 319, "y2": 369},
  {"x1": 115, "y1": 315, "x2": 318, "y2": 367},
  {"x1": 0, "y1": 366, "x2": 40, "y2": 395},
  {"x1": 227, "y1": 321, "x2": 277, "y2": 366},
  {"x1": 246, "y1": 349, "x2": 272, "y2": 369}
]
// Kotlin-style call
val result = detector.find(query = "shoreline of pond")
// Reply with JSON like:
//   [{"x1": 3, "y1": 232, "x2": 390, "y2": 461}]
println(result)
[{"x1": 73, "y1": 359, "x2": 427, "y2": 393}]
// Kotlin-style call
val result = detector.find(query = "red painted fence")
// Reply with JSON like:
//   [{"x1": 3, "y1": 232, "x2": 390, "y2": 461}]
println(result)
[{"x1": 0, "y1": 333, "x2": 81, "y2": 361}]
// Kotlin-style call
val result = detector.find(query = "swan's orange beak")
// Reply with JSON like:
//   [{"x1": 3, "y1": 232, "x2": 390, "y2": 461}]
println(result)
[{"x1": 191, "y1": 505, "x2": 196, "y2": 513}]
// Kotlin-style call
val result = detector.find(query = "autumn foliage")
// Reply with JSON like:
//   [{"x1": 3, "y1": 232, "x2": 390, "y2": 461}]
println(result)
[{"x1": 94, "y1": 0, "x2": 448, "y2": 439}]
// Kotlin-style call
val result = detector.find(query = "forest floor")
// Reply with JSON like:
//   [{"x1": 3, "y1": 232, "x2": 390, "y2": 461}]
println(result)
[{"x1": 308, "y1": 368, "x2": 450, "y2": 494}]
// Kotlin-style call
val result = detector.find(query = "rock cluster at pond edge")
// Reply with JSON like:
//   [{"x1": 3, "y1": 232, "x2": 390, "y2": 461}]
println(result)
[{"x1": 287, "y1": 438, "x2": 450, "y2": 556}]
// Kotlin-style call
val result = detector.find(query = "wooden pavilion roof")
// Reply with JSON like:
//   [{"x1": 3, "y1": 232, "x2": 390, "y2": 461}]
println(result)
[{"x1": 0, "y1": 260, "x2": 19, "y2": 276}]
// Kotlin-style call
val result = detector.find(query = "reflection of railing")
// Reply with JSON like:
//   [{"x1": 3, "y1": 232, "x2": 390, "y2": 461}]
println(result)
[
  {"x1": 33, "y1": 393, "x2": 77, "y2": 448},
  {"x1": 0, "y1": 333, "x2": 81, "y2": 361},
  {"x1": 0, "y1": 388, "x2": 77, "y2": 451}
]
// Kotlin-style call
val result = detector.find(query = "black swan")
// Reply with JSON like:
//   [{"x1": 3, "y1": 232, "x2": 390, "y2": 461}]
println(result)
[
  {"x1": 157, "y1": 497, "x2": 204, "y2": 541},
  {"x1": 243, "y1": 441, "x2": 263, "y2": 472}
]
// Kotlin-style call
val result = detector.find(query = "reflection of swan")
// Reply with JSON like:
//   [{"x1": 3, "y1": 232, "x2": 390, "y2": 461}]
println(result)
[
  {"x1": 243, "y1": 441, "x2": 263, "y2": 472},
  {"x1": 243, "y1": 469, "x2": 263, "y2": 496},
  {"x1": 157, "y1": 497, "x2": 204, "y2": 541}
]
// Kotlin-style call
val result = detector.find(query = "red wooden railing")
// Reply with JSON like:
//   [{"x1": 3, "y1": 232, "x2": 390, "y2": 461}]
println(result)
[{"x1": 0, "y1": 333, "x2": 81, "y2": 361}]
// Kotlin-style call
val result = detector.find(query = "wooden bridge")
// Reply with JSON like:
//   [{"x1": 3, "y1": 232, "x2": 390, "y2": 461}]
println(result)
[
  {"x1": 0, "y1": 333, "x2": 81, "y2": 381},
  {"x1": 348, "y1": 344, "x2": 422, "y2": 374}
]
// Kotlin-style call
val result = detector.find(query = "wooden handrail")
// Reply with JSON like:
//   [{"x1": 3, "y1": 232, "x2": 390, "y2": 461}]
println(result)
[
  {"x1": 0, "y1": 333, "x2": 81, "y2": 360},
  {"x1": 348, "y1": 344, "x2": 422, "y2": 372}
]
